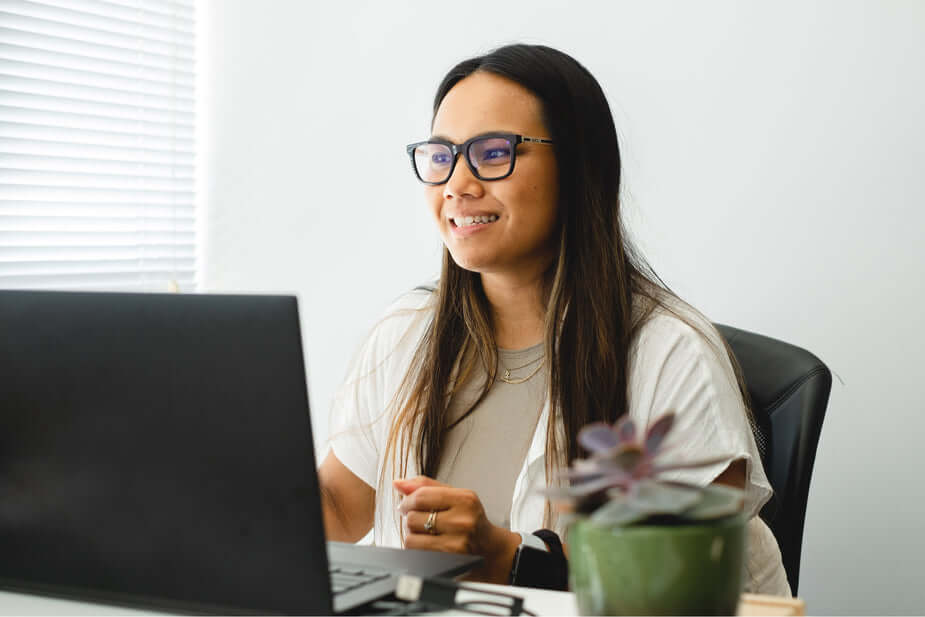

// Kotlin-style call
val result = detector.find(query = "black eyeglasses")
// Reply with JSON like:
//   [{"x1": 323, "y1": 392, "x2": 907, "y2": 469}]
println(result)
[{"x1": 405, "y1": 132, "x2": 554, "y2": 185}]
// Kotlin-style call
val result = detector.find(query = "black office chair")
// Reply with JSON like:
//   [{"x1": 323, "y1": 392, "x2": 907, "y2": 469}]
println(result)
[{"x1": 714, "y1": 324, "x2": 832, "y2": 595}]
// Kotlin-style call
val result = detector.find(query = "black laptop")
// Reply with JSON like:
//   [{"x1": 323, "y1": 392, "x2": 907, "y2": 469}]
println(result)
[{"x1": 0, "y1": 290, "x2": 480, "y2": 614}]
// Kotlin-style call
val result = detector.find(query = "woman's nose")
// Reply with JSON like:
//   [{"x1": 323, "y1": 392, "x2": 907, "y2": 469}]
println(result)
[{"x1": 443, "y1": 157, "x2": 484, "y2": 200}]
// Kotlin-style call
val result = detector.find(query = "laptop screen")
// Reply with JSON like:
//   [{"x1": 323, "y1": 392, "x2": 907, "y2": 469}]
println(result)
[{"x1": 0, "y1": 290, "x2": 332, "y2": 614}]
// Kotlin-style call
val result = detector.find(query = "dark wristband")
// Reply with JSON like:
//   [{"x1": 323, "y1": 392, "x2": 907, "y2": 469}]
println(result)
[{"x1": 509, "y1": 529, "x2": 569, "y2": 591}]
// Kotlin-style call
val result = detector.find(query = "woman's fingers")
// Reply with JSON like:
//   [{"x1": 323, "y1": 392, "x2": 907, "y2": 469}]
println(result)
[
  {"x1": 393, "y1": 475, "x2": 447, "y2": 496},
  {"x1": 403, "y1": 509, "x2": 431, "y2": 535},
  {"x1": 403, "y1": 530, "x2": 469, "y2": 554},
  {"x1": 397, "y1": 485, "x2": 455, "y2": 515},
  {"x1": 396, "y1": 482, "x2": 489, "y2": 557},
  {"x1": 403, "y1": 510, "x2": 429, "y2": 537},
  {"x1": 403, "y1": 508, "x2": 464, "y2": 536}
]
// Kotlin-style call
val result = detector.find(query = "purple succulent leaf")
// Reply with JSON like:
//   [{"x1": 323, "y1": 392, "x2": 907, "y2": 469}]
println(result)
[
  {"x1": 576, "y1": 474, "x2": 633, "y2": 495},
  {"x1": 562, "y1": 457, "x2": 601, "y2": 477},
  {"x1": 614, "y1": 416, "x2": 637, "y2": 445},
  {"x1": 578, "y1": 422, "x2": 621, "y2": 454},
  {"x1": 644, "y1": 412, "x2": 675, "y2": 454},
  {"x1": 561, "y1": 413, "x2": 752, "y2": 525},
  {"x1": 544, "y1": 474, "x2": 627, "y2": 501},
  {"x1": 563, "y1": 459, "x2": 633, "y2": 484},
  {"x1": 559, "y1": 470, "x2": 601, "y2": 483}
]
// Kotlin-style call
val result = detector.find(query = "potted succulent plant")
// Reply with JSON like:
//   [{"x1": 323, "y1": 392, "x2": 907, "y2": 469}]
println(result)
[{"x1": 547, "y1": 412, "x2": 747, "y2": 616}]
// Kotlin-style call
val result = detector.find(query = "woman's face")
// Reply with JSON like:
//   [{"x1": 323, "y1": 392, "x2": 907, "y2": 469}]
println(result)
[{"x1": 426, "y1": 72, "x2": 559, "y2": 278}]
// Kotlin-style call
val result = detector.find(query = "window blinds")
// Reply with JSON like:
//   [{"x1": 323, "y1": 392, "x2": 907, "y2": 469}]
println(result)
[{"x1": 0, "y1": 0, "x2": 196, "y2": 291}]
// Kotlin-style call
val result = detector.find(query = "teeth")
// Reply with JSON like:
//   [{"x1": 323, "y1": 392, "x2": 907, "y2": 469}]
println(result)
[{"x1": 453, "y1": 214, "x2": 498, "y2": 227}]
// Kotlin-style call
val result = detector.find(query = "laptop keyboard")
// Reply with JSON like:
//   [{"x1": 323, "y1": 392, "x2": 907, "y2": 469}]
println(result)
[{"x1": 329, "y1": 563, "x2": 392, "y2": 595}]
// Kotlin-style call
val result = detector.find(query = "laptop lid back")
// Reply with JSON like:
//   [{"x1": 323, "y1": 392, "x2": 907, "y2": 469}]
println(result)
[{"x1": 0, "y1": 290, "x2": 332, "y2": 614}]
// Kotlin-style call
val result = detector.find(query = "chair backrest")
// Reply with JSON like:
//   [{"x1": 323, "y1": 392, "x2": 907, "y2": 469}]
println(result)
[{"x1": 714, "y1": 324, "x2": 832, "y2": 595}]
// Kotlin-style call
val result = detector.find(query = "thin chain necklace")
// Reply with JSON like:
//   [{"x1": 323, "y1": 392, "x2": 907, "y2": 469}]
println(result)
[{"x1": 499, "y1": 356, "x2": 545, "y2": 385}]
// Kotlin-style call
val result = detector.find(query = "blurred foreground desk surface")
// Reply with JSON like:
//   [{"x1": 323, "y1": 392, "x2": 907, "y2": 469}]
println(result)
[
  {"x1": 0, "y1": 583, "x2": 805, "y2": 616},
  {"x1": 455, "y1": 583, "x2": 806, "y2": 616}
]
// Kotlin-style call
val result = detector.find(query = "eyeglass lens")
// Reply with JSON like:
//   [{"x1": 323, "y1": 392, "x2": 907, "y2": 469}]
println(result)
[{"x1": 413, "y1": 136, "x2": 514, "y2": 183}]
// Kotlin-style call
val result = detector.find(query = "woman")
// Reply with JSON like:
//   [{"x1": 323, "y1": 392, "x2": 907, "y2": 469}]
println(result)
[{"x1": 320, "y1": 44, "x2": 790, "y2": 596}]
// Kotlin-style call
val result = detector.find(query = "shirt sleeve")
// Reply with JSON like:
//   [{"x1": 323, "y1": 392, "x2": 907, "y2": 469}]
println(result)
[
  {"x1": 626, "y1": 310, "x2": 772, "y2": 517},
  {"x1": 326, "y1": 290, "x2": 433, "y2": 490},
  {"x1": 326, "y1": 330, "x2": 384, "y2": 489}
]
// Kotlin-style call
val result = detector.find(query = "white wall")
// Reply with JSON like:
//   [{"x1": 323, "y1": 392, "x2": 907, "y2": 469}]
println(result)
[{"x1": 200, "y1": 1, "x2": 925, "y2": 613}]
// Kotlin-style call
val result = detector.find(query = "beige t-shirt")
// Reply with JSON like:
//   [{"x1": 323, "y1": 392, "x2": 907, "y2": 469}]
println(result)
[{"x1": 436, "y1": 343, "x2": 547, "y2": 528}]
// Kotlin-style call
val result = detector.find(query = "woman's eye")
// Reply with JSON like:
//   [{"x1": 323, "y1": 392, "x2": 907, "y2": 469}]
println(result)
[
  {"x1": 431, "y1": 153, "x2": 451, "y2": 165},
  {"x1": 482, "y1": 148, "x2": 510, "y2": 161}
]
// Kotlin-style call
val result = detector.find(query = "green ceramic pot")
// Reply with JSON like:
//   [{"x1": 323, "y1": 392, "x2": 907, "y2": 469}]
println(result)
[{"x1": 568, "y1": 514, "x2": 747, "y2": 616}]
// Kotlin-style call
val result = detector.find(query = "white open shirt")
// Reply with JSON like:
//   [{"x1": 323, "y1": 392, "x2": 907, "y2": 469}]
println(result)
[{"x1": 327, "y1": 289, "x2": 791, "y2": 596}]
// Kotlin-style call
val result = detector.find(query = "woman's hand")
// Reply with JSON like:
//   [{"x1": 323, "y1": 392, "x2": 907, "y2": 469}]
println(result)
[{"x1": 394, "y1": 476, "x2": 521, "y2": 584}]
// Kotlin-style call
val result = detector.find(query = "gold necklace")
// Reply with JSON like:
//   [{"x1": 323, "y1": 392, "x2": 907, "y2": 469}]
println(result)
[
  {"x1": 499, "y1": 356, "x2": 546, "y2": 385},
  {"x1": 502, "y1": 353, "x2": 543, "y2": 373}
]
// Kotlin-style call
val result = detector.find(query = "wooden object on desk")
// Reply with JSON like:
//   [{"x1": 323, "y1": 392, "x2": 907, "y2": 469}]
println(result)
[{"x1": 738, "y1": 593, "x2": 806, "y2": 616}]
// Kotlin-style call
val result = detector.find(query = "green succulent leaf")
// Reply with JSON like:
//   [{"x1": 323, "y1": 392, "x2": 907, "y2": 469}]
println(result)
[
  {"x1": 628, "y1": 479, "x2": 701, "y2": 516},
  {"x1": 589, "y1": 493, "x2": 648, "y2": 526},
  {"x1": 549, "y1": 410, "x2": 750, "y2": 528},
  {"x1": 679, "y1": 483, "x2": 745, "y2": 521}
]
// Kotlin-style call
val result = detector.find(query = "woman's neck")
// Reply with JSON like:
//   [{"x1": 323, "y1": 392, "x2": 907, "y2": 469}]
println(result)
[{"x1": 481, "y1": 272, "x2": 546, "y2": 350}]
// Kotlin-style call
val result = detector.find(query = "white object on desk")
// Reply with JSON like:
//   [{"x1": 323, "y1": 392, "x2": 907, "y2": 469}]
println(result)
[{"x1": 450, "y1": 582, "x2": 576, "y2": 615}]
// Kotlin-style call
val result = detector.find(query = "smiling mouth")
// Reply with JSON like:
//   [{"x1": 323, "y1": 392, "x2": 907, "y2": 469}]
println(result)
[{"x1": 451, "y1": 215, "x2": 499, "y2": 228}]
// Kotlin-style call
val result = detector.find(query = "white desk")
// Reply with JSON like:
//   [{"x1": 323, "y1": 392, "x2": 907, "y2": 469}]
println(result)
[
  {"x1": 0, "y1": 589, "x2": 156, "y2": 615},
  {"x1": 1, "y1": 584, "x2": 804, "y2": 616},
  {"x1": 457, "y1": 583, "x2": 805, "y2": 616}
]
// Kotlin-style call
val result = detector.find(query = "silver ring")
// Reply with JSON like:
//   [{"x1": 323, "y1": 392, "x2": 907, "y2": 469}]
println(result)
[{"x1": 424, "y1": 510, "x2": 438, "y2": 535}]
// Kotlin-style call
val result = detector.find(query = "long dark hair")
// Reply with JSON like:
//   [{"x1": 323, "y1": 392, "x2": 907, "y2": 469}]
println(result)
[{"x1": 382, "y1": 44, "x2": 750, "y2": 531}]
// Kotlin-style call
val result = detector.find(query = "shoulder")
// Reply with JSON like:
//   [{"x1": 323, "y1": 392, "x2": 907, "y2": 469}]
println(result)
[
  {"x1": 385, "y1": 285, "x2": 435, "y2": 313},
  {"x1": 346, "y1": 286, "x2": 435, "y2": 385},
  {"x1": 367, "y1": 287, "x2": 435, "y2": 353},
  {"x1": 626, "y1": 293, "x2": 745, "y2": 433},
  {"x1": 626, "y1": 293, "x2": 773, "y2": 515},
  {"x1": 330, "y1": 286, "x2": 435, "y2": 432},
  {"x1": 630, "y1": 294, "x2": 729, "y2": 374}
]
